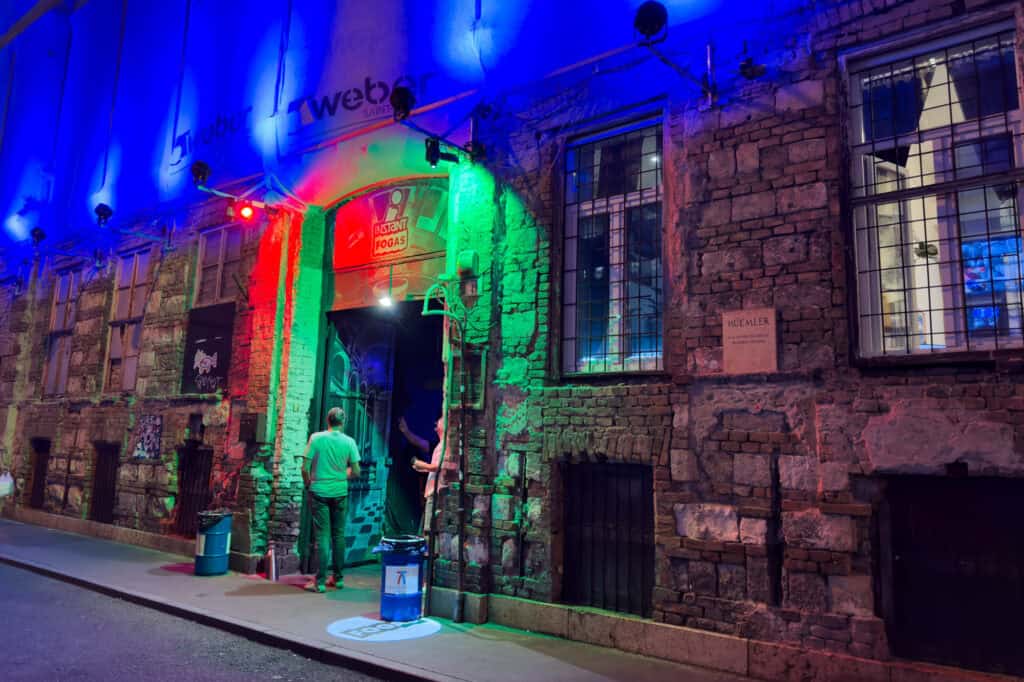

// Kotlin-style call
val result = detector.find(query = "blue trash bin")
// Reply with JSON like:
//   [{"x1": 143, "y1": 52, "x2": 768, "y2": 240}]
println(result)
[
  {"x1": 373, "y1": 535, "x2": 426, "y2": 621},
  {"x1": 195, "y1": 510, "x2": 232, "y2": 576}
]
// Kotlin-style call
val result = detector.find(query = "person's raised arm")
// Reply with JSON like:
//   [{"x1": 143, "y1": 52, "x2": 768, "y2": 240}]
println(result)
[{"x1": 398, "y1": 417, "x2": 431, "y2": 454}]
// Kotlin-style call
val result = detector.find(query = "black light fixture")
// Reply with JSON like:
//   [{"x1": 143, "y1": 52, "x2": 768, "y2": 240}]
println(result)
[
  {"x1": 390, "y1": 86, "x2": 416, "y2": 121},
  {"x1": 634, "y1": 1, "x2": 668, "y2": 43},
  {"x1": 30, "y1": 227, "x2": 45, "y2": 247},
  {"x1": 94, "y1": 203, "x2": 113, "y2": 226},
  {"x1": 425, "y1": 138, "x2": 459, "y2": 168},
  {"x1": 739, "y1": 57, "x2": 767, "y2": 80},
  {"x1": 190, "y1": 160, "x2": 211, "y2": 187}
]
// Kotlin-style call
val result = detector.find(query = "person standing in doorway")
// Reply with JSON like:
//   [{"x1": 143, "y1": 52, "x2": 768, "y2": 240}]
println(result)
[
  {"x1": 302, "y1": 407, "x2": 361, "y2": 593},
  {"x1": 412, "y1": 416, "x2": 449, "y2": 534}
]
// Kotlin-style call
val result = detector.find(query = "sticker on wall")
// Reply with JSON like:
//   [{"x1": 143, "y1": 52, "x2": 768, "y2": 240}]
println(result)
[
  {"x1": 131, "y1": 415, "x2": 163, "y2": 460},
  {"x1": 326, "y1": 616, "x2": 441, "y2": 642}
]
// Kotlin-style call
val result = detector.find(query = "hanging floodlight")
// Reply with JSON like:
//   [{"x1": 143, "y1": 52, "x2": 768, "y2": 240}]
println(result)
[
  {"x1": 390, "y1": 86, "x2": 416, "y2": 121},
  {"x1": 425, "y1": 138, "x2": 459, "y2": 168},
  {"x1": 94, "y1": 203, "x2": 114, "y2": 226},
  {"x1": 634, "y1": 1, "x2": 668, "y2": 43},
  {"x1": 191, "y1": 160, "x2": 212, "y2": 186}
]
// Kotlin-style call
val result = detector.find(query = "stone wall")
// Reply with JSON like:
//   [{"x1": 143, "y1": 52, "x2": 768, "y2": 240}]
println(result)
[{"x1": 446, "y1": 0, "x2": 1024, "y2": 670}]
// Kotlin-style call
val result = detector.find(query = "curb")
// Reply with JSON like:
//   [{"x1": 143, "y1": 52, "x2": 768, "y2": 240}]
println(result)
[{"x1": 0, "y1": 552, "x2": 458, "y2": 682}]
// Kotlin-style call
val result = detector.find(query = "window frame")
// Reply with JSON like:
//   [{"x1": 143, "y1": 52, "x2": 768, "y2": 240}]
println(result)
[
  {"x1": 559, "y1": 119, "x2": 666, "y2": 377},
  {"x1": 106, "y1": 248, "x2": 152, "y2": 393},
  {"x1": 194, "y1": 224, "x2": 244, "y2": 308},
  {"x1": 43, "y1": 266, "x2": 83, "y2": 397},
  {"x1": 842, "y1": 19, "x2": 1024, "y2": 364}
]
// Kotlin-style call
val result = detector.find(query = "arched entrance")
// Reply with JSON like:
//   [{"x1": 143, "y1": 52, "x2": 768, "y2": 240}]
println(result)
[{"x1": 304, "y1": 177, "x2": 449, "y2": 567}]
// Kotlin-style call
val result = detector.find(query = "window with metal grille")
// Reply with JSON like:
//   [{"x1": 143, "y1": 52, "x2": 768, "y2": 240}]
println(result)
[
  {"x1": 107, "y1": 250, "x2": 151, "y2": 392},
  {"x1": 195, "y1": 225, "x2": 243, "y2": 307},
  {"x1": 44, "y1": 268, "x2": 81, "y2": 395},
  {"x1": 562, "y1": 121, "x2": 663, "y2": 374},
  {"x1": 848, "y1": 24, "x2": 1023, "y2": 356}
]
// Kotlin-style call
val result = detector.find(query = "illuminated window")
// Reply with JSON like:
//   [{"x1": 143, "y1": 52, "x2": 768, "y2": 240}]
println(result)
[
  {"x1": 107, "y1": 250, "x2": 151, "y2": 392},
  {"x1": 562, "y1": 121, "x2": 663, "y2": 374},
  {"x1": 849, "y1": 25, "x2": 1023, "y2": 356},
  {"x1": 195, "y1": 226, "x2": 243, "y2": 307},
  {"x1": 44, "y1": 268, "x2": 81, "y2": 396}
]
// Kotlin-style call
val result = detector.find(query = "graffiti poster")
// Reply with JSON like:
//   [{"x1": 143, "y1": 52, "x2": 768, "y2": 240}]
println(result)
[
  {"x1": 131, "y1": 415, "x2": 163, "y2": 460},
  {"x1": 182, "y1": 303, "x2": 235, "y2": 394}
]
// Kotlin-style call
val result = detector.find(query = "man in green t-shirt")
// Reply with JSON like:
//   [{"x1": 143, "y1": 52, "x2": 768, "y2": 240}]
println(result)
[{"x1": 301, "y1": 407, "x2": 362, "y2": 593}]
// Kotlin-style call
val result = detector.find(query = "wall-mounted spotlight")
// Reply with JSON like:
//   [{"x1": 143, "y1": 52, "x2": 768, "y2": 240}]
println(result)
[
  {"x1": 739, "y1": 57, "x2": 767, "y2": 80},
  {"x1": 94, "y1": 203, "x2": 114, "y2": 226},
  {"x1": 191, "y1": 160, "x2": 212, "y2": 187},
  {"x1": 634, "y1": 1, "x2": 668, "y2": 44},
  {"x1": 425, "y1": 138, "x2": 459, "y2": 168},
  {"x1": 390, "y1": 86, "x2": 416, "y2": 121},
  {"x1": 30, "y1": 227, "x2": 45, "y2": 248}
]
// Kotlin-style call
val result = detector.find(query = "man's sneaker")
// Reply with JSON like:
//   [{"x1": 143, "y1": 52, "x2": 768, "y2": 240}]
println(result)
[
  {"x1": 326, "y1": 576, "x2": 343, "y2": 589},
  {"x1": 304, "y1": 580, "x2": 326, "y2": 593}
]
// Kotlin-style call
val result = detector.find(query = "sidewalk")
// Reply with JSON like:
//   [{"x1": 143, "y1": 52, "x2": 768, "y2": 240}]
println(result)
[{"x1": 0, "y1": 518, "x2": 745, "y2": 682}]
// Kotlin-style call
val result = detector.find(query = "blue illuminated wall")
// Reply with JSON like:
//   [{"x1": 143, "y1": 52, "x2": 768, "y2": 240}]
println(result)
[{"x1": 0, "y1": 0, "x2": 804, "y2": 267}]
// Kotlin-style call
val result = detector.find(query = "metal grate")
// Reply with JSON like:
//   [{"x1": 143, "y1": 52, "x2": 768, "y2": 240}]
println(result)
[
  {"x1": 90, "y1": 443, "x2": 120, "y2": 524},
  {"x1": 563, "y1": 122, "x2": 663, "y2": 374},
  {"x1": 175, "y1": 443, "x2": 213, "y2": 537},
  {"x1": 562, "y1": 462, "x2": 654, "y2": 617},
  {"x1": 849, "y1": 28, "x2": 1024, "y2": 355}
]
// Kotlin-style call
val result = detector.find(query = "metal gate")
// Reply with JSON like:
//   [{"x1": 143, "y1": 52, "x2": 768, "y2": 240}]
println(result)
[
  {"x1": 886, "y1": 476, "x2": 1024, "y2": 676},
  {"x1": 562, "y1": 461, "x2": 654, "y2": 617},
  {"x1": 28, "y1": 438, "x2": 50, "y2": 509},
  {"x1": 90, "y1": 443, "x2": 120, "y2": 524},
  {"x1": 175, "y1": 444, "x2": 213, "y2": 537}
]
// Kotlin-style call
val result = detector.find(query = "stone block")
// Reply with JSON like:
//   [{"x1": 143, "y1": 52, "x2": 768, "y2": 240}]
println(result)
[
  {"x1": 829, "y1": 575, "x2": 873, "y2": 617},
  {"x1": 674, "y1": 503, "x2": 739, "y2": 542},
  {"x1": 749, "y1": 641, "x2": 888, "y2": 682},
  {"x1": 737, "y1": 142, "x2": 759, "y2": 173},
  {"x1": 819, "y1": 461, "x2": 849, "y2": 492},
  {"x1": 671, "y1": 449, "x2": 699, "y2": 481},
  {"x1": 779, "y1": 455, "x2": 816, "y2": 491},
  {"x1": 775, "y1": 80, "x2": 824, "y2": 113},
  {"x1": 709, "y1": 149, "x2": 735, "y2": 178},
  {"x1": 690, "y1": 560, "x2": 717, "y2": 595},
  {"x1": 488, "y1": 595, "x2": 568, "y2": 638},
  {"x1": 740, "y1": 517, "x2": 767, "y2": 545},
  {"x1": 763, "y1": 235, "x2": 808, "y2": 266},
  {"x1": 784, "y1": 571, "x2": 827, "y2": 612},
  {"x1": 863, "y1": 407, "x2": 1021, "y2": 476},
  {"x1": 732, "y1": 191, "x2": 776, "y2": 222},
  {"x1": 782, "y1": 508, "x2": 856, "y2": 552},
  {"x1": 718, "y1": 564, "x2": 746, "y2": 600},
  {"x1": 778, "y1": 182, "x2": 828, "y2": 212},
  {"x1": 734, "y1": 453, "x2": 770, "y2": 487},
  {"x1": 642, "y1": 621, "x2": 749, "y2": 675}
]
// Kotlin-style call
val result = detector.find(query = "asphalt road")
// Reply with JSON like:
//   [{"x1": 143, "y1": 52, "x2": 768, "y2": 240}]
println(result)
[{"x1": 2, "y1": 562, "x2": 383, "y2": 682}]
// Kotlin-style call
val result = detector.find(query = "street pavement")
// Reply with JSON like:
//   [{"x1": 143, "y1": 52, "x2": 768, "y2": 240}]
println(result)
[
  {"x1": 3, "y1": 562, "x2": 382, "y2": 681},
  {"x1": 0, "y1": 518, "x2": 750, "y2": 682}
]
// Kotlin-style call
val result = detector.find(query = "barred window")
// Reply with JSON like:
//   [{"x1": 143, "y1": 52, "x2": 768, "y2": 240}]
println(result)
[
  {"x1": 107, "y1": 249, "x2": 151, "y2": 392},
  {"x1": 849, "y1": 25, "x2": 1023, "y2": 356},
  {"x1": 44, "y1": 268, "x2": 81, "y2": 396},
  {"x1": 562, "y1": 122, "x2": 663, "y2": 374},
  {"x1": 195, "y1": 225, "x2": 243, "y2": 307}
]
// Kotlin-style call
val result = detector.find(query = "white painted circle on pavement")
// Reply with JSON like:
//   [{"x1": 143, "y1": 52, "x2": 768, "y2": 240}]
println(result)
[{"x1": 326, "y1": 616, "x2": 441, "y2": 642}]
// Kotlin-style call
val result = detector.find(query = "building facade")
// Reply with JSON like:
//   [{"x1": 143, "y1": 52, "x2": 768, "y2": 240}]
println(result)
[{"x1": 2, "y1": 0, "x2": 1023, "y2": 678}]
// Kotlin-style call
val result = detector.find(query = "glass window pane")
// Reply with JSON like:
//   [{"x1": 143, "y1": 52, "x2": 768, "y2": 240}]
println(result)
[
  {"x1": 109, "y1": 326, "x2": 123, "y2": 360},
  {"x1": 202, "y1": 231, "x2": 222, "y2": 267},
  {"x1": 118, "y1": 256, "x2": 134, "y2": 287},
  {"x1": 115, "y1": 287, "x2": 131, "y2": 320},
  {"x1": 221, "y1": 262, "x2": 240, "y2": 299},
  {"x1": 122, "y1": 355, "x2": 138, "y2": 391},
  {"x1": 135, "y1": 251, "x2": 151, "y2": 284},
  {"x1": 130, "y1": 284, "x2": 148, "y2": 319},
  {"x1": 224, "y1": 228, "x2": 243, "y2": 261}
]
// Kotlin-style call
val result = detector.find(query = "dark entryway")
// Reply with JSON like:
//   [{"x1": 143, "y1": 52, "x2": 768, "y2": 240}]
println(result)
[
  {"x1": 90, "y1": 443, "x2": 120, "y2": 524},
  {"x1": 175, "y1": 443, "x2": 214, "y2": 537},
  {"x1": 28, "y1": 438, "x2": 51, "y2": 509},
  {"x1": 562, "y1": 461, "x2": 654, "y2": 617},
  {"x1": 884, "y1": 476, "x2": 1024, "y2": 676}
]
